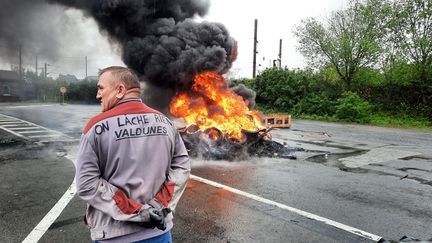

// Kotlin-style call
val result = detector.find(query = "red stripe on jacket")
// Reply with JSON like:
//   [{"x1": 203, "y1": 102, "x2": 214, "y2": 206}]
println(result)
[
  {"x1": 83, "y1": 101, "x2": 161, "y2": 134},
  {"x1": 154, "y1": 182, "x2": 175, "y2": 208},
  {"x1": 113, "y1": 189, "x2": 142, "y2": 214}
]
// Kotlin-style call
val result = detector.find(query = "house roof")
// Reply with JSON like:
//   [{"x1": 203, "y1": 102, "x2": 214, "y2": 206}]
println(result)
[{"x1": 0, "y1": 70, "x2": 21, "y2": 82}]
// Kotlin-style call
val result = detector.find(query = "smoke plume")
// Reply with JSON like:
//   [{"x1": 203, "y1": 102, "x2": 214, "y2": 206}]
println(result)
[{"x1": 48, "y1": 0, "x2": 237, "y2": 90}]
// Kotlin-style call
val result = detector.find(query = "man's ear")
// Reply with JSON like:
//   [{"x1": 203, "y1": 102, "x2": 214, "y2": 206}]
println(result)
[{"x1": 116, "y1": 83, "x2": 127, "y2": 99}]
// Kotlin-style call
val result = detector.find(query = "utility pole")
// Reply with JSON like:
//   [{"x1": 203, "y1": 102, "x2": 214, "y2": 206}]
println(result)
[
  {"x1": 44, "y1": 63, "x2": 49, "y2": 79},
  {"x1": 278, "y1": 39, "x2": 282, "y2": 69},
  {"x1": 252, "y1": 19, "x2": 258, "y2": 78},
  {"x1": 35, "y1": 56, "x2": 38, "y2": 76},
  {"x1": 85, "y1": 56, "x2": 88, "y2": 79},
  {"x1": 19, "y1": 44, "x2": 22, "y2": 80}
]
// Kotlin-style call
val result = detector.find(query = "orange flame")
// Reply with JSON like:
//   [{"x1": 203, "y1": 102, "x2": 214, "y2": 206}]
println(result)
[{"x1": 170, "y1": 71, "x2": 263, "y2": 140}]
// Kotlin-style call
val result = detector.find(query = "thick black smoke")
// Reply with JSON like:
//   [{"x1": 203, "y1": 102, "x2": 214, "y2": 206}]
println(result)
[{"x1": 48, "y1": 0, "x2": 237, "y2": 90}]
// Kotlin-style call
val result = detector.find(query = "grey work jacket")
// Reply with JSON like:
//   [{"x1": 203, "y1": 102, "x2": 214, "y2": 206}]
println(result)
[{"x1": 76, "y1": 98, "x2": 190, "y2": 241}]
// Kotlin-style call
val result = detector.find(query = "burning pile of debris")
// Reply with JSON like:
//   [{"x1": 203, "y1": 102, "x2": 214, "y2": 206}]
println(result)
[
  {"x1": 178, "y1": 124, "x2": 297, "y2": 160},
  {"x1": 170, "y1": 71, "x2": 297, "y2": 160}
]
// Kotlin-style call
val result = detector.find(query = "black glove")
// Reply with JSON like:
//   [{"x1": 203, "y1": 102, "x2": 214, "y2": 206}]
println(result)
[
  {"x1": 149, "y1": 208, "x2": 166, "y2": 231},
  {"x1": 138, "y1": 208, "x2": 171, "y2": 231}
]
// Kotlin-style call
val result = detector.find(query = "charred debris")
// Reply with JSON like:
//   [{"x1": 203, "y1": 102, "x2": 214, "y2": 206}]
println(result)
[{"x1": 179, "y1": 124, "x2": 299, "y2": 161}]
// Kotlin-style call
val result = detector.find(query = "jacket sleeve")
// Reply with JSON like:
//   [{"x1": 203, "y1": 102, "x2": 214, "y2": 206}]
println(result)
[
  {"x1": 153, "y1": 130, "x2": 190, "y2": 211},
  {"x1": 76, "y1": 134, "x2": 152, "y2": 222}
]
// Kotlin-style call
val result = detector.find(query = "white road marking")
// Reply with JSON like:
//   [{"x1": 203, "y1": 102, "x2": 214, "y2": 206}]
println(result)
[
  {"x1": 19, "y1": 130, "x2": 50, "y2": 134},
  {"x1": 0, "y1": 126, "x2": 29, "y2": 140},
  {"x1": 28, "y1": 134, "x2": 62, "y2": 138},
  {"x1": 8, "y1": 127, "x2": 40, "y2": 130},
  {"x1": 22, "y1": 156, "x2": 77, "y2": 243},
  {"x1": 0, "y1": 121, "x2": 26, "y2": 124},
  {"x1": 190, "y1": 174, "x2": 382, "y2": 242},
  {"x1": 2, "y1": 124, "x2": 31, "y2": 127},
  {"x1": 0, "y1": 114, "x2": 71, "y2": 141}
]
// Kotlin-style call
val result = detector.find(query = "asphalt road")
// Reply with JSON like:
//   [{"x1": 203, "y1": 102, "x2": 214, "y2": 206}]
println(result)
[{"x1": 0, "y1": 103, "x2": 431, "y2": 243}]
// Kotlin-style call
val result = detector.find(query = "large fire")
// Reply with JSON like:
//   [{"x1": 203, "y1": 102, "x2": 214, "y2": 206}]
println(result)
[{"x1": 169, "y1": 71, "x2": 264, "y2": 141}]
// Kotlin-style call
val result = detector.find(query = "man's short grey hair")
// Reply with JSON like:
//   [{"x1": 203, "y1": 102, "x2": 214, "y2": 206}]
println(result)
[{"x1": 99, "y1": 66, "x2": 141, "y2": 90}]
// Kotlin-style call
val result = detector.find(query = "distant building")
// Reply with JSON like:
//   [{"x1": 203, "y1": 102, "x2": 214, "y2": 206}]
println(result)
[
  {"x1": 57, "y1": 74, "x2": 79, "y2": 83},
  {"x1": 0, "y1": 70, "x2": 25, "y2": 101}
]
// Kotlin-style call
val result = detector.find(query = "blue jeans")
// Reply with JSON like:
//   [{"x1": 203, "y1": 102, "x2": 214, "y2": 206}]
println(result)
[
  {"x1": 132, "y1": 231, "x2": 172, "y2": 243},
  {"x1": 94, "y1": 231, "x2": 172, "y2": 243}
]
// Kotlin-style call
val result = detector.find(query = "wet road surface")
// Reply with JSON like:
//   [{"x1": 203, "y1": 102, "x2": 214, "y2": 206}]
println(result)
[{"x1": 1, "y1": 103, "x2": 431, "y2": 242}]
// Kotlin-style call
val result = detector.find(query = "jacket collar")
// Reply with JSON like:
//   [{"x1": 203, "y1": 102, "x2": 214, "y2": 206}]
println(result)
[{"x1": 115, "y1": 98, "x2": 142, "y2": 107}]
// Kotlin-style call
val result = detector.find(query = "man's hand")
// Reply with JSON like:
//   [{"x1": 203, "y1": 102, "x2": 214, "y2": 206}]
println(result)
[
  {"x1": 138, "y1": 208, "x2": 171, "y2": 231},
  {"x1": 148, "y1": 208, "x2": 166, "y2": 231}
]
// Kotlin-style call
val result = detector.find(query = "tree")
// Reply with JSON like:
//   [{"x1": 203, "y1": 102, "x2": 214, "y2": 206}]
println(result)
[
  {"x1": 294, "y1": 0, "x2": 390, "y2": 90},
  {"x1": 390, "y1": 0, "x2": 432, "y2": 68},
  {"x1": 388, "y1": 0, "x2": 432, "y2": 105}
]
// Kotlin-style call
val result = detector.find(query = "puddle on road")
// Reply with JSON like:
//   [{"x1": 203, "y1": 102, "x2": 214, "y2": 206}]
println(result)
[
  {"x1": 400, "y1": 155, "x2": 432, "y2": 161},
  {"x1": 291, "y1": 139, "x2": 362, "y2": 151},
  {"x1": 307, "y1": 150, "x2": 367, "y2": 164},
  {"x1": 398, "y1": 167, "x2": 432, "y2": 173},
  {"x1": 306, "y1": 150, "x2": 369, "y2": 173}
]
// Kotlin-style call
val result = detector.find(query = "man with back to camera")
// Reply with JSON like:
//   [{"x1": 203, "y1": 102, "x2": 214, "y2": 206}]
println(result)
[{"x1": 76, "y1": 66, "x2": 190, "y2": 242}]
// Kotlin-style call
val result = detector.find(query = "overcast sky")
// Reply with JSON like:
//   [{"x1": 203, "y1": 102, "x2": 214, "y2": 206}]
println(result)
[
  {"x1": 0, "y1": 0, "x2": 348, "y2": 79},
  {"x1": 204, "y1": 0, "x2": 349, "y2": 78}
]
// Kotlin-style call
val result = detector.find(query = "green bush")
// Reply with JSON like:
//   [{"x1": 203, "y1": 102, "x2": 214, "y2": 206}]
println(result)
[
  {"x1": 293, "y1": 93, "x2": 337, "y2": 116},
  {"x1": 232, "y1": 65, "x2": 429, "y2": 128},
  {"x1": 335, "y1": 92, "x2": 373, "y2": 123},
  {"x1": 254, "y1": 68, "x2": 313, "y2": 111}
]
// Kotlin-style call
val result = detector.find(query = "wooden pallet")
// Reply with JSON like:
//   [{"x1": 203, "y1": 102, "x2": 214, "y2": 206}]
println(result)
[{"x1": 262, "y1": 114, "x2": 291, "y2": 128}]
